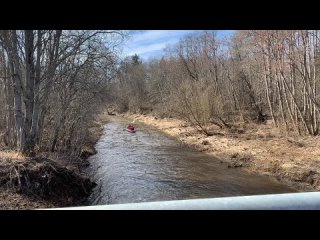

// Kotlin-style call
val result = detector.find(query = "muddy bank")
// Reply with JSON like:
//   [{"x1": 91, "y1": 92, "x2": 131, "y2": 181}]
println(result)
[
  {"x1": 77, "y1": 112, "x2": 110, "y2": 163},
  {"x1": 0, "y1": 113, "x2": 109, "y2": 210},
  {"x1": 123, "y1": 113, "x2": 320, "y2": 192},
  {"x1": 0, "y1": 155, "x2": 96, "y2": 209}
]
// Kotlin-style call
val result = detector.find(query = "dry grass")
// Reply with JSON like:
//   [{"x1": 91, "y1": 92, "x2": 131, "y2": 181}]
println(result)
[
  {"x1": 124, "y1": 113, "x2": 320, "y2": 192},
  {"x1": 0, "y1": 112, "x2": 108, "y2": 210},
  {"x1": 0, "y1": 150, "x2": 25, "y2": 169},
  {"x1": 0, "y1": 156, "x2": 96, "y2": 209},
  {"x1": 0, "y1": 150, "x2": 24, "y2": 161},
  {"x1": 0, "y1": 145, "x2": 98, "y2": 209},
  {"x1": 0, "y1": 188, "x2": 54, "y2": 210},
  {"x1": 85, "y1": 111, "x2": 110, "y2": 146}
]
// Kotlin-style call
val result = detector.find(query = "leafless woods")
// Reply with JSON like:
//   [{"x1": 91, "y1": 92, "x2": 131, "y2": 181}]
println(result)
[
  {"x1": 111, "y1": 30, "x2": 320, "y2": 136},
  {"x1": 1, "y1": 30, "x2": 320, "y2": 157},
  {"x1": 0, "y1": 30, "x2": 124, "y2": 155}
]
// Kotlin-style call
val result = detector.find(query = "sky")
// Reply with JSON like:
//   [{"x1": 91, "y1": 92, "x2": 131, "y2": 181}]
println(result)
[{"x1": 122, "y1": 30, "x2": 235, "y2": 61}]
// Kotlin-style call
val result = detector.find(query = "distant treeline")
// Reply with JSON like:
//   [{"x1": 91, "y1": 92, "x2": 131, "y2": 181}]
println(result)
[{"x1": 110, "y1": 30, "x2": 320, "y2": 136}]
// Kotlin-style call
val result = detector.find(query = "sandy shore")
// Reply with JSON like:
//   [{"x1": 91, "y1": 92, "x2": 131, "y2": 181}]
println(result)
[{"x1": 123, "y1": 113, "x2": 320, "y2": 192}]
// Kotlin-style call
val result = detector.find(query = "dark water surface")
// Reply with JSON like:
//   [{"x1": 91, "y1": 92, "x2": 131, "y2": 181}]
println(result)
[{"x1": 85, "y1": 117, "x2": 295, "y2": 205}]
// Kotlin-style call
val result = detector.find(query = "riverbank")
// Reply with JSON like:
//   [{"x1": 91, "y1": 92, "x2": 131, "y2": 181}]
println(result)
[
  {"x1": 123, "y1": 113, "x2": 320, "y2": 192},
  {"x1": 0, "y1": 112, "x2": 109, "y2": 210},
  {"x1": 0, "y1": 154, "x2": 96, "y2": 209}
]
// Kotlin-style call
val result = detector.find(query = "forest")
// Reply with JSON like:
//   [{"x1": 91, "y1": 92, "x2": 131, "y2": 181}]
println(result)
[
  {"x1": 1, "y1": 30, "x2": 320, "y2": 209},
  {"x1": 2, "y1": 30, "x2": 320, "y2": 157},
  {"x1": 0, "y1": 30, "x2": 124, "y2": 156},
  {"x1": 111, "y1": 30, "x2": 320, "y2": 137}
]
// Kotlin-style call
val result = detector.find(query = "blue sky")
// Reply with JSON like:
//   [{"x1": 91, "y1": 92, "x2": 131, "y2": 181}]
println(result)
[{"x1": 122, "y1": 30, "x2": 235, "y2": 61}]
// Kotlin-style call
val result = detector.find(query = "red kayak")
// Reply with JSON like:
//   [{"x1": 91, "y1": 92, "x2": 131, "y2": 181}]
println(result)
[{"x1": 126, "y1": 128, "x2": 136, "y2": 133}]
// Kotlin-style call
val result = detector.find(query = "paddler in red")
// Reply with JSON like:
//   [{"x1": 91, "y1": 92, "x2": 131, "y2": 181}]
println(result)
[{"x1": 127, "y1": 124, "x2": 134, "y2": 131}]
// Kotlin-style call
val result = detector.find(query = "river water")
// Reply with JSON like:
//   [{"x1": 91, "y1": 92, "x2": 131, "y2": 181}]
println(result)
[{"x1": 85, "y1": 117, "x2": 295, "y2": 205}]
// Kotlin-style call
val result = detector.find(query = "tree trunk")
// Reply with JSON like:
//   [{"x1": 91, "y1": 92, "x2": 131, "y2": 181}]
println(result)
[
  {"x1": 22, "y1": 30, "x2": 35, "y2": 154},
  {"x1": 30, "y1": 30, "x2": 43, "y2": 148},
  {"x1": 8, "y1": 31, "x2": 24, "y2": 150}
]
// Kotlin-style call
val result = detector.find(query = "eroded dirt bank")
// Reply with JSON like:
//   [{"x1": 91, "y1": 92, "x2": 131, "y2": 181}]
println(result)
[
  {"x1": 0, "y1": 113, "x2": 109, "y2": 210},
  {"x1": 0, "y1": 152, "x2": 96, "y2": 209},
  {"x1": 123, "y1": 113, "x2": 320, "y2": 192}
]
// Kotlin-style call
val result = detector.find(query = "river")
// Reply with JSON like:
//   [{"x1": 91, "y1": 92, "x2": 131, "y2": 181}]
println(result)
[{"x1": 85, "y1": 117, "x2": 295, "y2": 205}]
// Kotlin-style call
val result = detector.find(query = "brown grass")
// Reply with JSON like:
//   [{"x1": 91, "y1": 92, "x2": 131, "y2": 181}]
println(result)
[
  {"x1": 0, "y1": 148, "x2": 97, "y2": 209},
  {"x1": 0, "y1": 188, "x2": 54, "y2": 210},
  {"x1": 0, "y1": 150, "x2": 24, "y2": 162},
  {"x1": 0, "y1": 112, "x2": 109, "y2": 210},
  {"x1": 0, "y1": 155, "x2": 96, "y2": 209}
]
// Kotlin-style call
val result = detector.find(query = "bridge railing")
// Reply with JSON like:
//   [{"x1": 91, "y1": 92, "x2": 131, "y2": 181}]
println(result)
[{"x1": 48, "y1": 192, "x2": 320, "y2": 210}]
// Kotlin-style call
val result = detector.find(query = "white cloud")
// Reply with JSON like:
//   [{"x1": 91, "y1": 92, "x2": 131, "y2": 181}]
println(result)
[
  {"x1": 127, "y1": 42, "x2": 169, "y2": 56},
  {"x1": 123, "y1": 30, "x2": 200, "y2": 60},
  {"x1": 122, "y1": 30, "x2": 234, "y2": 60},
  {"x1": 129, "y1": 30, "x2": 178, "y2": 44}
]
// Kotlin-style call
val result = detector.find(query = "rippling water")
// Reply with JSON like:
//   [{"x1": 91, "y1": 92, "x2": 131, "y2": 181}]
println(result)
[{"x1": 85, "y1": 117, "x2": 295, "y2": 205}]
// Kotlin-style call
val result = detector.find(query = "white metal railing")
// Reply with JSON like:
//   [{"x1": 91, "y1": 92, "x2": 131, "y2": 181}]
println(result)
[{"x1": 47, "y1": 192, "x2": 320, "y2": 210}]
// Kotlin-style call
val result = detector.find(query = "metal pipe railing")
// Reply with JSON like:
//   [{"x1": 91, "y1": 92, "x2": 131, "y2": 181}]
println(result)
[{"x1": 49, "y1": 192, "x2": 320, "y2": 210}]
